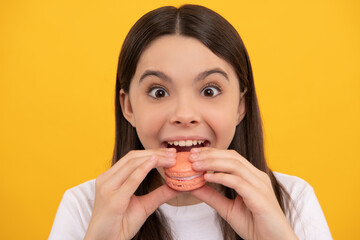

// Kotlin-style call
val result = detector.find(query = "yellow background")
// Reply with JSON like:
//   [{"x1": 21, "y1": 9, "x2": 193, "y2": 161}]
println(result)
[{"x1": 1, "y1": 0, "x2": 359, "y2": 239}]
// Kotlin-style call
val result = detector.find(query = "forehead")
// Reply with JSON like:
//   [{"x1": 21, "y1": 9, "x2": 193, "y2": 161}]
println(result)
[{"x1": 135, "y1": 35, "x2": 237, "y2": 79}]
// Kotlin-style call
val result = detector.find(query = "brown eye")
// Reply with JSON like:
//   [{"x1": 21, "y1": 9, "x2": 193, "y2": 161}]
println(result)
[
  {"x1": 203, "y1": 88, "x2": 214, "y2": 96},
  {"x1": 149, "y1": 87, "x2": 169, "y2": 99},
  {"x1": 201, "y1": 86, "x2": 221, "y2": 97}
]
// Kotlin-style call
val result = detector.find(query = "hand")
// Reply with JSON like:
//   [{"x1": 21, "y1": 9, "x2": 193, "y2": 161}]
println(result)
[
  {"x1": 189, "y1": 147, "x2": 298, "y2": 240},
  {"x1": 84, "y1": 148, "x2": 179, "y2": 240}
]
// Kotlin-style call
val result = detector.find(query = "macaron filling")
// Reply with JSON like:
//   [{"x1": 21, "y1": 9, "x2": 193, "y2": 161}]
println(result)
[{"x1": 165, "y1": 173, "x2": 203, "y2": 181}]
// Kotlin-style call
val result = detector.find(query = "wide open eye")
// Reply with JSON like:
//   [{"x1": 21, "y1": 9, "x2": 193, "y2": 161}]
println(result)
[
  {"x1": 148, "y1": 87, "x2": 169, "y2": 99},
  {"x1": 201, "y1": 85, "x2": 221, "y2": 97}
]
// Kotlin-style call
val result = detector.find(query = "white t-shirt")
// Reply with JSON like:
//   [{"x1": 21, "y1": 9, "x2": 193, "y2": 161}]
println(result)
[{"x1": 48, "y1": 172, "x2": 332, "y2": 240}]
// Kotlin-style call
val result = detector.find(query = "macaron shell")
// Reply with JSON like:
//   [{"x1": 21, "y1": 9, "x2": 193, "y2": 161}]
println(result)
[
  {"x1": 165, "y1": 174, "x2": 205, "y2": 191},
  {"x1": 164, "y1": 151, "x2": 205, "y2": 191}
]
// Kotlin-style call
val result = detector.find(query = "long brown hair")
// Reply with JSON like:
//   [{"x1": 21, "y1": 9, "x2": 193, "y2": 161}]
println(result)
[{"x1": 113, "y1": 4, "x2": 291, "y2": 240}]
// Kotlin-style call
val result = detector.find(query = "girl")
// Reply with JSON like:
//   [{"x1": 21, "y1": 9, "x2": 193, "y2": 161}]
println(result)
[{"x1": 49, "y1": 4, "x2": 332, "y2": 240}]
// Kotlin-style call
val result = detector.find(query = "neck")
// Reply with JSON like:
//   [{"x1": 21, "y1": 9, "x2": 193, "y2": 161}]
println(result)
[{"x1": 166, "y1": 191, "x2": 202, "y2": 206}]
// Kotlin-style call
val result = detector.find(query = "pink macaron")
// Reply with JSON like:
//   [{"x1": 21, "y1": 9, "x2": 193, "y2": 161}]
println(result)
[{"x1": 164, "y1": 152, "x2": 206, "y2": 191}]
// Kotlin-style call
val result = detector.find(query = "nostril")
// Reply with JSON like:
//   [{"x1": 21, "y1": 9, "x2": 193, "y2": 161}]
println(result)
[
  {"x1": 174, "y1": 120, "x2": 197, "y2": 125},
  {"x1": 170, "y1": 114, "x2": 199, "y2": 126}
]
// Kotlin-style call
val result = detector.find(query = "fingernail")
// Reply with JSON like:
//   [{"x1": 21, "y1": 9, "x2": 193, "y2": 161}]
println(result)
[
  {"x1": 166, "y1": 151, "x2": 176, "y2": 158},
  {"x1": 192, "y1": 161, "x2": 202, "y2": 168},
  {"x1": 191, "y1": 148, "x2": 201, "y2": 153},
  {"x1": 190, "y1": 152, "x2": 199, "y2": 160},
  {"x1": 204, "y1": 172, "x2": 213, "y2": 179},
  {"x1": 166, "y1": 148, "x2": 176, "y2": 152}
]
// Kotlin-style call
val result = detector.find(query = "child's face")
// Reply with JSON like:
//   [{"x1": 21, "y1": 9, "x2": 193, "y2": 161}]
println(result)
[{"x1": 120, "y1": 35, "x2": 245, "y2": 152}]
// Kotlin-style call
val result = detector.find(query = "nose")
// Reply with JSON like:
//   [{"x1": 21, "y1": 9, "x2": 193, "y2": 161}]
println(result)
[{"x1": 169, "y1": 96, "x2": 200, "y2": 127}]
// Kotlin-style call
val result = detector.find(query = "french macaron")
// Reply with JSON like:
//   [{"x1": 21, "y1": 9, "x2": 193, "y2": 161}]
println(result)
[{"x1": 164, "y1": 151, "x2": 205, "y2": 191}]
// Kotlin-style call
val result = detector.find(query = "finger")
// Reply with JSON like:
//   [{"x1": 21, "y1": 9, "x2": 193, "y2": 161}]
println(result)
[
  {"x1": 190, "y1": 147, "x2": 268, "y2": 185},
  {"x1": 138, "y1": 185, "x2": 180, "y2": 218},
  {"x1": 190, "y1": 185, "x2": 235, "y2": 222},
  {"x1": 205, "y1": 172, "x2": 282, "y2": 216},
  {"x1": 104, "y1": 155, "x2": 154, "y2": 189},
  {"x1": 191, "y1": 157, "x2": 262, "y2": 187},
  {"x1": 106, "y1": 153, "x2": 176, "y2": 190},
  {"x1": 116, "y1": 155, "x2": 160, "y2": 200},
  {"x1": 106, "y1": 148, "x2": 176, "y2": 178},
  {"x1": 204, "y1": 172, "x2": 256, "y2": 204},
  {"x1": 190, "y1": 185, "x2": 232, "y2": 208},
  {"x1": 102, "y1": 148, "x2": 176, "y2": 183},
  {"x1": 190, "y1": 147, "x2": 255, "y2": 173}
]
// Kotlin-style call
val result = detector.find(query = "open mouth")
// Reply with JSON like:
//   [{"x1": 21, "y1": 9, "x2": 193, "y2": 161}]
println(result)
[{"x1": 163, "y1": 139, "x2": 211, "y2": 152}]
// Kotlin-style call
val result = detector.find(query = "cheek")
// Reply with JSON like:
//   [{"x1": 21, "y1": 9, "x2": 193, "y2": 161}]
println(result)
[
  {"x1": 133, "y1": 106, "x2": 168, "y2": 148},
  {"x1": 204, "y1": 103, "x2": 238, "y2": 148}
]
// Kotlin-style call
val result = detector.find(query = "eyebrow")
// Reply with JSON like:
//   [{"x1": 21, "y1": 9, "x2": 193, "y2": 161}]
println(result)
[{"x1": 139, "y1": 68, "x2": 229, "y2": 83}]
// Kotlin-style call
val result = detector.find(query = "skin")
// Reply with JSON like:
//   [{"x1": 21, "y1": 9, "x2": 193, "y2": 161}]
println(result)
[{"x1": 84, "y1": 35, "x2": 298, "y2": 240}]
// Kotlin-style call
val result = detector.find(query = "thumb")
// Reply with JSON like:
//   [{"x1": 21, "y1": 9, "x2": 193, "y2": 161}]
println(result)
[
  {"x1": 138, "y1": 184, "x2": 179, "y2": 217},
  {"x1": 190, "y1": 185, "x2": 233, "y2": 220}
]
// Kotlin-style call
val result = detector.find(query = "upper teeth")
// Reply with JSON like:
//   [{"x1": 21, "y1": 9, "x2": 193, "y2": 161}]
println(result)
[{"x1": 168, "y1": 140, "x2": 205, "y2": 146}]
